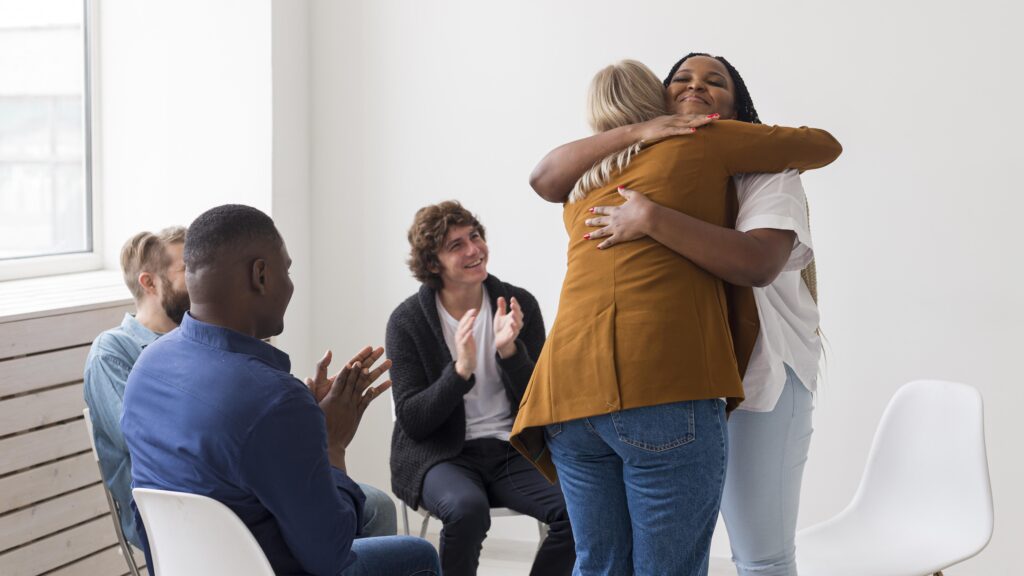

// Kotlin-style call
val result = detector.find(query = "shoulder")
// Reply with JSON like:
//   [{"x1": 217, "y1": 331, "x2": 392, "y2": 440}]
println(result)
[
  {"x1": 387, "y1": 291, "x2": 427, "y2": 333},
  {"x1": 486, "y1": 276, "x2": 540, "y2": 312},
  {"x1": 87, "y1": 328, "x2": 137, "y2": 370},
  {"x1": 734, "y1": 170, "x2": 804, "y2": 204}
]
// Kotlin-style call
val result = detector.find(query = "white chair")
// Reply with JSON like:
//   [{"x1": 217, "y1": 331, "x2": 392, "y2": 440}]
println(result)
[
  {"x1": 391, "y1": 393, "x2": 550, "y2": 547},
  {"x1": 83, "y1": 408, "x2": 145, "y2": 576},
  {"x1": 133, "y1": 487, "x2": 274, "y2": 576},
  {"x1": 796, "y1": 380, "x2": 993, "y2": 576}
]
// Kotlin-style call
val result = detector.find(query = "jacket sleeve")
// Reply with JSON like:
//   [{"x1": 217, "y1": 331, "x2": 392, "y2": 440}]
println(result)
[
  {"x1": 706, "y1": 120, "x2": 842, "y2": 175},
  {"x1": 386, "y1": 307, "x2": 474, "y2": 442},
  {"x1": 240, "y1": 385, "x2": 365, "y2": 576},
  {"x1": 496, "y1": 286, "x2": 546, "y2": 406}
]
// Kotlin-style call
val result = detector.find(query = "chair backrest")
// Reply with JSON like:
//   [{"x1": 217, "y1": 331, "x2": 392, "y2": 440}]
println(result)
[
  {"x1": 83, "y1": 407, "x2": 100, "y2": 461},
  {"x1": 83, "y1": 408, "x2": 144, "y2": 576},
  {"x1": 133, "y1": 488, "x2": 275, "y2": 576},
  {"x1": 847, "y1": 380, "x2": 993, "y2": 557}
]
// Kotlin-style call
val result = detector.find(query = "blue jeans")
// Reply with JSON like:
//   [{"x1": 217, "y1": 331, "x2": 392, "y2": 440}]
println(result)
[
  {"x1": 342, "y1": 536, "x2": 440, "y2": 576},
  {"x1": 357, "y1": 482, "x2": 399, "y2": 537},
  {"x1": 721, "y1": 365, "x2": 813, "y2": 576},
  {"x1": 546, "y1": 399, "x2": 728, "y2": 576}
]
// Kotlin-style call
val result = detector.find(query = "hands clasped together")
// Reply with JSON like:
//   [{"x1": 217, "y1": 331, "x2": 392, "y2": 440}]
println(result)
[
  {"x1": 454, "y1": 296, "x2": 524, "y2": 381},
  {"x1": 305, "y1": 346, "x2": 392, "y2": 471}
]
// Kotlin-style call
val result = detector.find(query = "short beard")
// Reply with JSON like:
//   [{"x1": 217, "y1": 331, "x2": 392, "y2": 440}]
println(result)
[{"x1": 160, "y1": 277, "x2": 190, "y2": 326}]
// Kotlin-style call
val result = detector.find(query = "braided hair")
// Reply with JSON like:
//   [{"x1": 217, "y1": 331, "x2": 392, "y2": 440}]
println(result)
[{"x1": 663, "y1": 52, "x2": 761, "y2": 124}]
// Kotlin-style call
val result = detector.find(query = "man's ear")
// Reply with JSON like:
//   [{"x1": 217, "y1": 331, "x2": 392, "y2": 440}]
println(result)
[
  {"x1": 138, "y1": 272, "x2": 158, "y2": 296},
  {"x1": 252, "y1": 259, "x2": 267, "y2": 294}
]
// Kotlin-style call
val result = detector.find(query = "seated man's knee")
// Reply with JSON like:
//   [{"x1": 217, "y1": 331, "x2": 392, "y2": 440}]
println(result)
[{"x1": 440, "y1": 494, "x2": 491, "y2": 533}]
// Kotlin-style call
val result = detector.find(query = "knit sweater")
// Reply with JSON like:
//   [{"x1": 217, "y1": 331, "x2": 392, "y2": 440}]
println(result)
[{"x1": 387, "y1": 274, "x2": 545, "y2": 509}]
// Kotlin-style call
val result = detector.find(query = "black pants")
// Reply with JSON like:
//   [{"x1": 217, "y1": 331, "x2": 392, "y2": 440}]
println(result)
[{"x1": 420, "y1": 438, "x2": 575, "y2": 576}]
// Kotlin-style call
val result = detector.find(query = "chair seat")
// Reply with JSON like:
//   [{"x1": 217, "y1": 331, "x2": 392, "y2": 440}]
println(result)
[{"x1": 797, "y1": 516, "x2": 977, "y2": 576}]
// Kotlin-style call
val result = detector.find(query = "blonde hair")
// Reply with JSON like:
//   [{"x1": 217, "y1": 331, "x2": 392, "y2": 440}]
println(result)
[
  {"x1": 570, "y1": 60, "x2": 668, "y2": 203},
  {"x1": 120, "y1": 226, "x2": 186, "y2": 301}
]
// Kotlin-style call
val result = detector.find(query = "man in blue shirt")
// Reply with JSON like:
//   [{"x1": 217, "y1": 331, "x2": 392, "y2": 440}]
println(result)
[
  {"x1": 122, "y1": 205, "x2": 438, "y2": 575},
  {"x1": 86, "y1": 227, "x2": 399, "y2": 551},
  {"x1": 84, "y1": 226, "x2": 190, "y2": 547}
]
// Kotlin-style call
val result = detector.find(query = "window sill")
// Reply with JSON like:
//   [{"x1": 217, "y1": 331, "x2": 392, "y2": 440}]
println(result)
[{"x1": 0, "y1": 269, "x2": 131, "y2": 323}]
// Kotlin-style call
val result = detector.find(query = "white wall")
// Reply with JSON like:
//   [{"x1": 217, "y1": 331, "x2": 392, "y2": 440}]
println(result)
[
  {"x1": 309, "y1": 0, "x2": 1023, "y2": 571},
  {"x1": 97, "y1": 0, "x2": 316, "y2": 362},
  {"x1": 97, "y1": 0, "x2": 273, "y2": 267}
]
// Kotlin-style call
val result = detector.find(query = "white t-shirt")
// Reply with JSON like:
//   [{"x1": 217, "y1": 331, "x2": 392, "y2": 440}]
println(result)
[
  {"x1": 733, "y1": 169, "x2": 821, "y2": 412},
  {"x1": 436, "y1": 286, "x2": 515, "y2": 441}
]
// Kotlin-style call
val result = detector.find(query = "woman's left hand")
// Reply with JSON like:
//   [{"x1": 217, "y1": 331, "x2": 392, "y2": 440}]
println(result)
[
  {"x1": 493, "y1": 296, "x2": 523, "y2": 359},
  {"x1": 584, "y1": 187, "x2": 655, "y2": 249}
]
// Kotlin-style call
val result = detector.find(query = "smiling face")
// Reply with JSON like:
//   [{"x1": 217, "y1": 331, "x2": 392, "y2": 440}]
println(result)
[
  {"x1": 665, "y1": 55, "x2": 737, "y2": 119},
  {"x1": 435, "y1": 224, "x2": 489, "y2": 290}
]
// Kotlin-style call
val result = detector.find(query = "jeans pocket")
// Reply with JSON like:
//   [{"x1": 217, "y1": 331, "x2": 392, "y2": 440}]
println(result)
[
  {"x1": 545, "y1": 422, "x2": 563, "y2": 440},
  {"x1": 610, "y1": 401, "x2": 695, "y2": 452}
]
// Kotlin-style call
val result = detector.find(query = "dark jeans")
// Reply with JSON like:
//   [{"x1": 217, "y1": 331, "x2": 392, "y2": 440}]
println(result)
[{"x1": 420, "y1": 438, "x2": 575, "y2": 576}]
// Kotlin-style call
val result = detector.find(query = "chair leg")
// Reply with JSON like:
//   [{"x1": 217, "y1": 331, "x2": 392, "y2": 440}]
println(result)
[
  {"x1": 419, "y1": 513, "x2": 431, "y2": 539},
  {"x1": 400, "y1": 502, "x2": 411, "y2": 536},
  {"x1": 537, "y1": 521, "x2": 549, "y2": 551}
]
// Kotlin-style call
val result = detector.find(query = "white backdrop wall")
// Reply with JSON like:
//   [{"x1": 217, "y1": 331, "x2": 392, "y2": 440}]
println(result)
[
  {"x1": 98, "y1": 0, "x2": 273, "y2": 265},
  {"x1": 97, "y1": 0, "x2": 315, "y2": 362},
  {"x1": 309, "y1": 0, "x2": 1023, "y2": 572}
]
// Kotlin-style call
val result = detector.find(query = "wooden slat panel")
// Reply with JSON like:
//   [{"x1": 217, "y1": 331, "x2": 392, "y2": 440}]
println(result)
[
  {"x1": 0, "y1": 516, "x2": 117, "y2": 576},
  {"x1": 0, "y1": 383, "x2": 85, "y2": 438},
  {"x1": 0, "y1": 420, "x2": 90, "y2": 476},
  {"x1": 43, "y1": 545, "x2": 132, "y2": 576},
  {"x1": 0, "y1": 484, "x2": 108, "y2": 553},
  {"x1": 0, "y1": 346, "x2": 91, "y2": 398},
  {"x1": 0, "y1": 305, "x2": 131, "y2": 361},
  {"x1": 0, "y1": 453, "x2": 99, "y2": 514}
]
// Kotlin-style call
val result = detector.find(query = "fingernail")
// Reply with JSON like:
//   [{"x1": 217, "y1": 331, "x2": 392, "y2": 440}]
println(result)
[
  {"x1": 583, "y1": 233, "x2": 591, "y2": 240},
  {"x1": 597, "y1": 245, "x2": 605, "y2": 250},
  {"x1": 707, "y1": 113, "x2": 720, "y2": 119},
  {"x1": 617, "y1": 186, "x2": 624, "y2": 191},
  {"x1": 588, "y1": 207, "x2": 594, "y2": 213},
  {"x1": 690, "y1": 127, "x2": 697, "y2": 132}
]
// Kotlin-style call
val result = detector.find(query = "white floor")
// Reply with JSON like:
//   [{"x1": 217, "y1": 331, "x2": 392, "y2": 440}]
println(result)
[{"x1": 424, "y1": 534, "x2": 739, "y2": 576}]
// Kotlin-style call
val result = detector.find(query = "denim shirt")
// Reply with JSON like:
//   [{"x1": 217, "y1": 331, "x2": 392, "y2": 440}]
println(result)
[
  {"x1": 122, "y1": 313, "x2": 366, "y2": 576},
  {"x1": 83, "y1": 313, "x2": 159, "y2": 547}
]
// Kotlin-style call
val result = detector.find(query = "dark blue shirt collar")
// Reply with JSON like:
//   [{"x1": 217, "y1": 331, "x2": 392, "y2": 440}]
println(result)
[{"x1": 179, "y1": 312, "x2": 291, "y2": 373}]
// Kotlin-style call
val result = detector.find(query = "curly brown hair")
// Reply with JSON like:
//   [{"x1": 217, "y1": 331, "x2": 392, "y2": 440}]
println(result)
[{"x1": 407, "y1": 201, "x2": 486, "y2": 290}]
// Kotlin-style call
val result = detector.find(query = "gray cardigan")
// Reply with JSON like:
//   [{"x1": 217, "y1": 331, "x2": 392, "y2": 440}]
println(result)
[{"x1": 386, "y1": 274, "x2": 545, "y2": 508}]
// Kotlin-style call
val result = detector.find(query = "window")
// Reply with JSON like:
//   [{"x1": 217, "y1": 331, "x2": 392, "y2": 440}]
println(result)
[{"x1": 0, "y1": 0, "x2": 93, "y2": 269}]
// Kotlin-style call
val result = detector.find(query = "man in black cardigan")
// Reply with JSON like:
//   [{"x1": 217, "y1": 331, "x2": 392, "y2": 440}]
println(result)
[{"x1": 387, "y1": 201, "x2": 574, "y2": 576}]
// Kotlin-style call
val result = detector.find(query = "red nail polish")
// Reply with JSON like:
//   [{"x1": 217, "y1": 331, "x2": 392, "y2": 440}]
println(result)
[
  {"x1": 690, "y1": 127, "x2": 697, "y2": 133},
  {"x1": 707, "y1": 113, "x2": 720, "y2": 119},
  {"x1": 588, "y1": 207, "x2": 594, "y2": 213},
  {"x1": 617, "y1": 186, "x2": 624, "y2": 191},
  {"x1": 583, "y1": 233, "x2": 591, "y2": 240}
]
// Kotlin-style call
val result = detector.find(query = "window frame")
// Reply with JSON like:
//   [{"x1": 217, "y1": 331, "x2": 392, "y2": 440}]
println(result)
[{"x1": 0, "y1": 0, "x2": 102, "y2": 281}]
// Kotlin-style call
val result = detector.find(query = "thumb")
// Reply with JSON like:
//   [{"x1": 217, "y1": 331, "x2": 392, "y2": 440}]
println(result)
[{"x1": 617, "y1": 186, "x2": 634, "y2": 200}]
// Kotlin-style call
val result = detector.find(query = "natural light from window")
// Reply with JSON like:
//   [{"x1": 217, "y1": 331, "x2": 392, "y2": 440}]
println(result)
[{"x1": 0, "y1": 0, "x2": 90, "y2": 261}]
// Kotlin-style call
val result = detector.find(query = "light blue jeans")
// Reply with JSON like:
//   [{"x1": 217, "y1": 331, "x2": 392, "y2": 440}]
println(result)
[
  {"x1": 546, "y1": 399, "x2": 728, "y2": 576},
  {"x1": 343, "y1": 536, "x2": 440, "y2": 576},
  {"x1": 357, "y1": 482, "x2": 399, "y2": 537},
  {"x1": 721, "y1": 365, "x2": 814, "y2": 576}
]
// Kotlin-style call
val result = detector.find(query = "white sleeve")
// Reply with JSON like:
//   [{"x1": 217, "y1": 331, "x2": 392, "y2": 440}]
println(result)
[{"x1": 733, "y1": 170, "x2": 814, "y2": 272}]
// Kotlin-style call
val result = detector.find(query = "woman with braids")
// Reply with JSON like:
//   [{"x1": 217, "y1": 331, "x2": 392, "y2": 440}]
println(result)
[{"x1": 524, "y1": 53, "x2": 831, "y2": 576}]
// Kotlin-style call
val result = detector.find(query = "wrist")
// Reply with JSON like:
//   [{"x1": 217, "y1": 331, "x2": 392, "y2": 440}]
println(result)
[
  {"x1": 328, "y1": 446, "x2": 347, "y2": 472},
  {"x1": 497, "y1": 341, "x2": 518, "y2": 359},
  {"x1": 455, "y1": 361, "x2": 473, "y2": 380}
]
